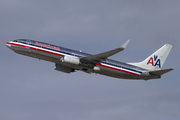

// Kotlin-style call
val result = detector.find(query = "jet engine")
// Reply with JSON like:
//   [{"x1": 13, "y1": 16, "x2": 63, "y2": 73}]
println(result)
[
  {"x1": 55, "y1": 63, "x2": 75, "y2": 73},
  {"x1": 61, "y1": 56, "x2": 80, "y2": 65}
]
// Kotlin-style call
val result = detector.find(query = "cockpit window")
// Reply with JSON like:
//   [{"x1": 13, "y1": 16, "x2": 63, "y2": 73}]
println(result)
[{"x1": 13, "y1": 40, "x2": 21, "y2": 42}]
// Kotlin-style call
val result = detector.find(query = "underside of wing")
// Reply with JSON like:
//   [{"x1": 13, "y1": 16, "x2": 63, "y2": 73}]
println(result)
[{"x1": 80, "y1": 40, "x2": 130, "y2": 63}]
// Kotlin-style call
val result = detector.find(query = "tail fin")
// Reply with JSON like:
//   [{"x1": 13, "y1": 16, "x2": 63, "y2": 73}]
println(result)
[{"x1": 129, "y1": 44, "x2": 172, "y2": 71}]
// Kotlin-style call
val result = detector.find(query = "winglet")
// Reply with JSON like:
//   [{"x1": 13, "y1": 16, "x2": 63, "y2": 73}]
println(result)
[{"x1": 121, "y1": 39, "x2": 130, "y2": 49}]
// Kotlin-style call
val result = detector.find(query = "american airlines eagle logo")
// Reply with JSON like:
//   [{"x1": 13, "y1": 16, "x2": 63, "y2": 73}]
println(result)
[{"x1": 147, "y1": 55, "x2": 161, "y2": 68}]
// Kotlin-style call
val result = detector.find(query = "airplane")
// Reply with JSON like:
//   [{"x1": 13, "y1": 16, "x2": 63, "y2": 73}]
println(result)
[{"x1": 6, "y1": 39, "x2": 173, "y2": 80}]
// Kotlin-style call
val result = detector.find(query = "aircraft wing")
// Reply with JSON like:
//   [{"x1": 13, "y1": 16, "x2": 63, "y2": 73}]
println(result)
[{"x1": 80, "y1": 40, "x2": 130, "y2": 63}]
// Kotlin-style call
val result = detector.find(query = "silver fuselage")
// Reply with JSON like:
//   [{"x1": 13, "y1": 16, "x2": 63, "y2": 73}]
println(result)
[{"x1": 6, "y1": 39, "x2": 160, "y2": 80}]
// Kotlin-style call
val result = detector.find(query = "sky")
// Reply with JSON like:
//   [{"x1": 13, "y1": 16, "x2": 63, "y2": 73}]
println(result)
[{"x1": 0, "y1": 0, "x2": 180, "y2": 120}]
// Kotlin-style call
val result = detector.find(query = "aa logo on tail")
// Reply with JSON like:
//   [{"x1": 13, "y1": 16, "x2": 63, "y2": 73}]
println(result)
[{"x1": 147, "y1": 55, "x2": 161, "y2": 68}]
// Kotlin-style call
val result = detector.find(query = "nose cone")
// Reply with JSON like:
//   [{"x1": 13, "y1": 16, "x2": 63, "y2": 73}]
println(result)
[{"x1": 6, "y1": 42, "x2": 11, "y2": 48}]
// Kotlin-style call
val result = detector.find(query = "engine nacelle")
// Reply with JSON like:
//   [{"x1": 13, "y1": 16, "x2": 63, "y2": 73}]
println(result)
[
  {"x1": 61, "y1": 56, "x2": 80, "y2": 65},
  {"x1": 55, "y1": 63, "x2": 75, "y2": 73}
]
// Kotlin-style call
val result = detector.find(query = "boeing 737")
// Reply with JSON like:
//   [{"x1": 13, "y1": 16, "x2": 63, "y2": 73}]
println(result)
[{"x1": 6, "y1": 39, "x2": 173, "y2": 80}]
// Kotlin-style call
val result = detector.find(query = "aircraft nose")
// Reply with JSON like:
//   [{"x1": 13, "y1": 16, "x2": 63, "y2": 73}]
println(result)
[{"x1": 6, "y1": 42, "x2": 11, "y2": 48}]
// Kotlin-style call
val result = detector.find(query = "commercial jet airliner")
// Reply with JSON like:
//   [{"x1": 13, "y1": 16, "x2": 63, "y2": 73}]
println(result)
[{"x1": 6, "y1": 39, "x2": 173, "y2": 80}]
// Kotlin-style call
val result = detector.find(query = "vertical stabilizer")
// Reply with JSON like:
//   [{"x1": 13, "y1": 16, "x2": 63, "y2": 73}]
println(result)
[{"x1": 129, "y1": 44, "x2": 172, "y2": 71}]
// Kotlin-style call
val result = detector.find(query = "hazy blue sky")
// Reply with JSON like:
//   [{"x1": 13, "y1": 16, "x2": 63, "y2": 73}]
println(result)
[{"x1": 1, "y1": 0, "x2": 180, "y2": 120}]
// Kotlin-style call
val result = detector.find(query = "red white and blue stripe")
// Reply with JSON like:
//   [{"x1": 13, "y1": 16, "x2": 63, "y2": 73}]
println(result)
[
  {"x1": 6, "y1": 41, "x2": 142, "y2": 76},
  {"x1": 96, "y1": 62, "x2": 142, "y2": 76}
]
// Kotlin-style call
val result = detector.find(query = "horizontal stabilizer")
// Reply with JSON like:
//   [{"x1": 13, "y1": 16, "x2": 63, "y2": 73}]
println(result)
[{"x1": 149, "y1": 68, "x2": 174, "y2": 76}]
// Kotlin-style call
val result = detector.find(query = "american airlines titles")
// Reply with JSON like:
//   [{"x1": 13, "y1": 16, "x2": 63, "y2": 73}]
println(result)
[{"x1": 35, "y1": 42, "x2": 60, "y2": 51}]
